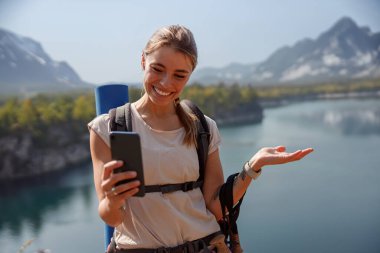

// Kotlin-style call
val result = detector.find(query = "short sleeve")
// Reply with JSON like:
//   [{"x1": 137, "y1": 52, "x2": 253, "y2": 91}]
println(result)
[
  {"x1": 87, "y1": 114, "x2": 111, "y2": 147},
  {"x1": 204, "y1": 116, "x2": 221, "y2": 154}
]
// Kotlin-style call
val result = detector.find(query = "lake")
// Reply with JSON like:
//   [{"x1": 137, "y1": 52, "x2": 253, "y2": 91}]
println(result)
[{"x1": 1, "y1": 98, "x2": 379, "y2": 253}]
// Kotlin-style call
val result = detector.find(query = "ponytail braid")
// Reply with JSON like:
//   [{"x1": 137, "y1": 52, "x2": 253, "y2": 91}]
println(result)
[{"x1": 174, "y1": 98, "x2": 198, "y2": 147}]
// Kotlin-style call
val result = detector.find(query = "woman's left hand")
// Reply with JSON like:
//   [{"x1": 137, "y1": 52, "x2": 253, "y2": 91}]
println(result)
[{"x1": 249, "y1": 146, "x2": 313, "y2": 171}]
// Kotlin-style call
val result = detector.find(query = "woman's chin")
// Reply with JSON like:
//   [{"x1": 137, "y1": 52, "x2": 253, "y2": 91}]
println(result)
[{"x1": 148, "y1": 93, "x2": 174, "y2": 107}]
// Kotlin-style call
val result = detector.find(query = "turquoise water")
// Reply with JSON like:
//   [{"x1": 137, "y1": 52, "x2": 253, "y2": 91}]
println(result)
[{"x1": 1, "y1": 98, "x2": 379, "y2": 253}]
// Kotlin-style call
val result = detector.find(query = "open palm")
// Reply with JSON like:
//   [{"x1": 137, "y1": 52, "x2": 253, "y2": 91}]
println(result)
[{"x1": 250, "y1": 146, "x2": 314, "y2": 169}]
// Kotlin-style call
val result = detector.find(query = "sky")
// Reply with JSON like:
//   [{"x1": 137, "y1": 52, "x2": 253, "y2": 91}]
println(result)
[{"x1": 0, "y1": 0, "x2": 379, "y2": 85}]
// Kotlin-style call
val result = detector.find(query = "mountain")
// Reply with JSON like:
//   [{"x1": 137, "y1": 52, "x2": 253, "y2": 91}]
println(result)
[
  {"x1": 191, "y1": 17, "x2": 380, "y2": 85},
  {"x1": 0, "y1": 28, "x2": 93, "y2": 95}
]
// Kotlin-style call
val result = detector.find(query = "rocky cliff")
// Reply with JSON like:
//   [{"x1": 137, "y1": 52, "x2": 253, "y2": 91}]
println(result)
[
  {"x1": 0, "y1": 124, "x2": 90, "y2": 180},
  {"x1": 0, "y1": 105, "x2": 263, "y2": 180}
]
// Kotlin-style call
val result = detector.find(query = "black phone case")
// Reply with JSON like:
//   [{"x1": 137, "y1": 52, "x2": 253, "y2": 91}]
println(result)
[{"x1": 110, "y1": 131, "x2": 145, "y2": 197}]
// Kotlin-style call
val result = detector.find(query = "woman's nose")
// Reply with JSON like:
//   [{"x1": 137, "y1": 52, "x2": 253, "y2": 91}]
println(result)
[{"x1": 159, "y1": 74, "x2": 171, "y2": 86}]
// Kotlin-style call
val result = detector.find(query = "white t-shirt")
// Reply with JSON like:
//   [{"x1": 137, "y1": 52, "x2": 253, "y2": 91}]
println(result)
[{"x1": 88, "y1": 103, "x2": 221, "y2": 249}]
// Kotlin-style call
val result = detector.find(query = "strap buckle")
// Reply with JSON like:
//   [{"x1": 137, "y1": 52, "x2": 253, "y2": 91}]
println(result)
[{"x1": 182, "y1": 181, "x2": 199, "y2": 192}]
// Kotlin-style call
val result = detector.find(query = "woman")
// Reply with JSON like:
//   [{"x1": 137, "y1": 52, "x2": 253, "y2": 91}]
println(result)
[{"x1": 88, "y1": 25, "x2": 313, "y2": 252}]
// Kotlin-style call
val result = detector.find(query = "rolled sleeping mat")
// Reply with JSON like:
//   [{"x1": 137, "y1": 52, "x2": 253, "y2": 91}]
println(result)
[{"x1": 94, "y1": 83, "x2": 129, "y2": 250}]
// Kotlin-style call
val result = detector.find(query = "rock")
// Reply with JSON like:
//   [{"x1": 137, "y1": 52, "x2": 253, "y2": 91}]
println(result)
[{"x1": 0, "y1": 128, "x2": 91, "y2": 180}]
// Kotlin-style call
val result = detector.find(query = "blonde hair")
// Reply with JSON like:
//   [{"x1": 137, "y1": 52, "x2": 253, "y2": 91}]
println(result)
[
  {"x1": 143, "y1": 25, "x2": 198, "y2": 70},
  {"x1": 144, "y1": 25, "x2": 198, "y2": 147}
]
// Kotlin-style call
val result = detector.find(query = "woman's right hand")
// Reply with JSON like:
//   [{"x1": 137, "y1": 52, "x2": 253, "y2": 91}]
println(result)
[{"x1": 101, "y1": 160, "x2": 141, "y2": 209}]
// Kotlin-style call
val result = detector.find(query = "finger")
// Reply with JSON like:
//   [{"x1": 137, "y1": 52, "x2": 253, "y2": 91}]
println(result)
[
  {"x1": 102, "y1": 160, "x2": 123, "y2": 180},
  {"x1": 118, "y1": 187, "x2": 140, "y2": 199},
  {"x1": 277, "y1": 150, "x2": 301, "y2": 162},
  {"x1": 102, "y1": 171, "x2": 137, "y2": 195},
  {"x1": 112, "y1": 171, "x2": 138, "y2": 184},
  {"x1": 296, "y1": 148, "x2": 314, "y2": 160},
  {"x1": 105, "y1": 180, "x2": 140, "y2": 198},
  {"x1": 202, "y1": 245, "x2": 215, "y2": 253},
  {"x1": 101, "y1": 177, "x2": 115, "y2": 195},
  {"x1": 292, "y1": 151, "x2": 305, "y2": 161},
  {"x1": 104, "y1": 187, "x2": 118, "y2": 198},
  {"x1": 113, "y1": 180, "x2": 140, "y2": 194},
  {"x1": 275, "y1": 146, "x2": 286, "y2": 152},
  {"x1": 285, "y1": 149, "x2": 302, "y2": 157},
  {"x1": 207, "y1": 245, "x2": 215, "y2": 250},
  {"x1": 289, "y1": 148, "x2": 313, "y2": 161},
  {"x1": 303, "y1": 148, "x2": 314, "y2": 154}
]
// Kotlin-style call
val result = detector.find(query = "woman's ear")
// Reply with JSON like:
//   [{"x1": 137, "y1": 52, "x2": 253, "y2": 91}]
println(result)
[{"x1": 141, "y1": 52, "x2": 145, "y2": 70}]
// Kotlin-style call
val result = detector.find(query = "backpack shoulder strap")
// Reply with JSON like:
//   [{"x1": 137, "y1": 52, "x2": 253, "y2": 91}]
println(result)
[
  {"x1": 108, "y1": 103, "x2": 132, "y2": 132},
  {"x1": 181, "y1": 99, "x2": 210, "y2": 183}
]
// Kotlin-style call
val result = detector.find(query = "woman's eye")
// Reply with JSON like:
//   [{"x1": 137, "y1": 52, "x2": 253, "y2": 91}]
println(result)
[
  {"x1": 152, "y1": 67, "x2": 162, "y2": 72},
  {"x1": 174, "y1": 74, "x2": 186, "y2": 79}
]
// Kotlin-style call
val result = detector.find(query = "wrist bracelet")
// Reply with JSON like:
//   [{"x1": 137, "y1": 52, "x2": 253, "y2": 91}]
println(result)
[{"x1": 243, "y1": 161, "x2": 262, "y2": 180}]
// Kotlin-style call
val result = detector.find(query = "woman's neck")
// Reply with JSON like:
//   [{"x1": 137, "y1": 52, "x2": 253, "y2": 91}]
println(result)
[
  {"x1": 135, "y1": 94, "x2": 176, "y2": 118},
  {"x1": 135, "y1": 94, "x2": 182, "y2": 131},
  {"x1": 134, "y1": 94, "x2": 183, "y2": 131}
]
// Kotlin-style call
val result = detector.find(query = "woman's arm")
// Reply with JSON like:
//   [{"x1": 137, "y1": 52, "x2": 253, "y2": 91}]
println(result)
[
  {"x1": 203, "y1": 146, "x2": 313, "y2": 220},
  {"x1": 89, "y1": 129, "x2": 140, "y2": 227},
  {"x1": 202, "y1": 149, "x2": 225, "y2": 220}
]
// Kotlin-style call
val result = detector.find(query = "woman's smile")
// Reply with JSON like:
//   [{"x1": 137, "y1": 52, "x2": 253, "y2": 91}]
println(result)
[{"x1": 153, "y1": 86, "x2": 172, "y2": 96}]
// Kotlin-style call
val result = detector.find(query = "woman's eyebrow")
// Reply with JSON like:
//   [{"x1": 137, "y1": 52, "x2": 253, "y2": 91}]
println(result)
[
  {"x1": 151, "y1": 63, "x2": 190, "y2": 74},
  {"x1": 150, "y1": 63, "x2": 164, "y2": 68},
  {"x1": 175, "y1": 69, "x2": 190, "y2": 74}
]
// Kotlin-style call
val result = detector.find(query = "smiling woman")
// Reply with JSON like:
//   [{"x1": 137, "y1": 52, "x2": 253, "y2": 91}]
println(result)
[
  {"x1": 87, "y1": 24, "x2": 313, "y2": 253},
  {"x1": 141, "y1": 47, "x2": 193, "y2": 109},
  {"x1": 139, "y1": 26, "x2": 199, "y2": 145}
]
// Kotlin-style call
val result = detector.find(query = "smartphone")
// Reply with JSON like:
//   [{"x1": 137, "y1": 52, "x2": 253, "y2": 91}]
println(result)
[{"x1": 109, "y1": 131, "x2": 145, "y2": 197}]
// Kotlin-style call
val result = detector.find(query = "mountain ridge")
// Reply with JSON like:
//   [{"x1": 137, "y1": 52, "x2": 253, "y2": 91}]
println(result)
[
  {"x1": 1, "y1": 17, "x2": 379, "y2": 94},
  {"x1": 190, "y1": 17, "x2": 380, "y2": 86},
  {"x1": 0, "y1": 27, "x2": 93, "y2": 95}
]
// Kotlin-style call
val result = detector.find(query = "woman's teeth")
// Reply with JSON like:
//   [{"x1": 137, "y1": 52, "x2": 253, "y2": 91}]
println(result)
[{"x1": 154, "y1": 86, "x2": 170, "y2": 96}]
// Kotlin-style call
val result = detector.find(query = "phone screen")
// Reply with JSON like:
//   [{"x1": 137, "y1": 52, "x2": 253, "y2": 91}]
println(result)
[{"x1": 109, "y1": 131, "x2": 145, "y2": 197}]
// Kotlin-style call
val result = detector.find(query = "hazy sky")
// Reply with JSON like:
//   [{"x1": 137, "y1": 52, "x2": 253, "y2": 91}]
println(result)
[{"x1": 1, "y1": 0, "x2": 379, "y2": 84}]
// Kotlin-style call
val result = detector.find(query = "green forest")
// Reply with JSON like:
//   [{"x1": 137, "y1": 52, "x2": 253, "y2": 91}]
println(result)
[
  {"x1": 0, "y1": 92, "x2": 95, "y2": 137},
  {"x1": 0, "y1": 78, "x2": 379, "y2": 137},
  {"x1": 0, "y1": 84, "x2": 260, "y2": 136}
]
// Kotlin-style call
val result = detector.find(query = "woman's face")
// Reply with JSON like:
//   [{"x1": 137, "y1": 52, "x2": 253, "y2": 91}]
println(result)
[{"x1": 142, "y1": 46, "x2": 193, "y2": 107}]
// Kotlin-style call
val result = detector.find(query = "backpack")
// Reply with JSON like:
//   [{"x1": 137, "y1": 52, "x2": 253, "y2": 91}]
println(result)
[{"x1": 108, "y1": 100, "x2": 244, "y2": 252}]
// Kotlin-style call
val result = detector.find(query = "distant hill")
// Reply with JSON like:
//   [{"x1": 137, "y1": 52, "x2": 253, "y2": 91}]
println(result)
[
  {"x1": 191, "y1": 17, "x2": 380, "y2": 86},
  {"x1": 0, "y1": 28, "x2": 93, "y2": 95}
]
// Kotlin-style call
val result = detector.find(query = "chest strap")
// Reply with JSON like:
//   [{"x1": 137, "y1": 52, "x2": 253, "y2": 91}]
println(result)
[{"x1": 144, "y1": 181, "x2": 203, "y2": 194}]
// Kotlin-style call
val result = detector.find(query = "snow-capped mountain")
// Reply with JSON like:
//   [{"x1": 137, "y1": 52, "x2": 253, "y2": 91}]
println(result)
[
  {"x1": 191, "y1": 17, "x2": 380, "y2": 85},
  {"x1": 0, "y1": 28, "x2": 92, "y2": 94}
]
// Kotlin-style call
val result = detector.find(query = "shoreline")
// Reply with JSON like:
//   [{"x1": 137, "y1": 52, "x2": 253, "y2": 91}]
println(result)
[{"x1": 258, "y1": 90, "x2": 380, "y2": 108}]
